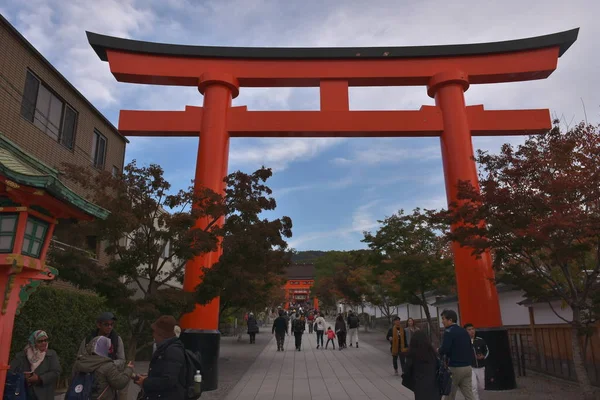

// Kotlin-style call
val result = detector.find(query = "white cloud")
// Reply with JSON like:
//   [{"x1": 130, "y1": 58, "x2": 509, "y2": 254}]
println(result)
[
  {"x1": 273, "y1": 175, "x2": 354, "y2": 197},
  {"x1": 332, "y1": 142, "x2": 440, "y2": 167},
  {"x1": 288, "y1": 200, "x2": 382, "y2": 249},
  {"x1": 229, "y1": 137, "x2": 344, "y2": 171}
]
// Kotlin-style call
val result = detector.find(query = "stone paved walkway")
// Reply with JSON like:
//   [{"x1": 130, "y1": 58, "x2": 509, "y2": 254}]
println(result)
[{"x1": 224, "y1": 329, "x2": 412, "y2": 400}]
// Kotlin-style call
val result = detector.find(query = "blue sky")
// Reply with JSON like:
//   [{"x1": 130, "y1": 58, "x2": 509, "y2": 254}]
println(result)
[{"x1": 2, "y1": 0, "x2": 599, "y2": 251}]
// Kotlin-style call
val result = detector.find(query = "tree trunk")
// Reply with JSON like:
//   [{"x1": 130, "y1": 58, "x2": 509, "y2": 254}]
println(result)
[
  {"x1": 421, "y1": 299, "x2": 440, "y2": 345},
  {"x1": 127, "y1": 335, "x2": 138, "y2": 361},
  {"x1": 570, "y1": 309, "x2": 595, "y2": 399}
]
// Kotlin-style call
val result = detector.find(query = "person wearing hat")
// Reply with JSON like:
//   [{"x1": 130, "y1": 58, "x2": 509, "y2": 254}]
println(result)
[
  {"x1": 77, "y1": 312, "x2": 128, "y2": 399},
  {"x1": 72, "y1": 336, "x2": 135, "y2": 400},
  {"x1": 134, "y1": 315, "x2": 186, "y2": 400}
]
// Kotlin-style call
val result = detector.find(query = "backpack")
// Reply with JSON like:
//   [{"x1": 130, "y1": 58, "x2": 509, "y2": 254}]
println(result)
[
  {"x1": 4, "y1": 372, "x2": 27, "y2": 400},
  {"x1": 65, "y1": 372, "x2": 95, "y2": 400},
  {"x1": 293, "y1": 320, "x2": 304, "y2": 333},
  {"x1": 183, "y1": 349, "x2": 203, "y2": 399}
]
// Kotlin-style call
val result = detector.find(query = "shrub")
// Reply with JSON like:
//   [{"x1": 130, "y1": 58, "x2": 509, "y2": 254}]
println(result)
[{"x1": 10, "y1": 284, "x2": 128, "y2": 386}]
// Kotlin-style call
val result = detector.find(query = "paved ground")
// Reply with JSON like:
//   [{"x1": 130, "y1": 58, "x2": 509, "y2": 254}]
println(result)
[
  {"x1": 56, "y1": 326, "x2": 594, "y2": 400},
  {"x1": 360, "y1": 328, "x2": 590, "y2": 400},
  {"x1": 224, "y1": 328, "x2": 413, "y2": 400}
]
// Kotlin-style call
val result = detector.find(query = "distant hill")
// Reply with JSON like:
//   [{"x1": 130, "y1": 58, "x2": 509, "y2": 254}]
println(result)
[{"x1": 291, "y1": 250, "x2": 329, "y2": 263}]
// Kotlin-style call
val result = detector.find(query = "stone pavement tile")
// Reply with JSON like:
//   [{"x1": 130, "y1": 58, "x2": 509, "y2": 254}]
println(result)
[{"x1": 225, "y1": 321, "x2": 419, "y2": 400}]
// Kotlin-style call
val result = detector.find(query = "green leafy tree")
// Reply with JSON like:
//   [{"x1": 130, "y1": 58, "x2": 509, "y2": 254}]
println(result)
[
  {"x1": 438, "y1": 122, "x2": 600, "y2": 398},
  {"x1": 363, "y1": 208, "x2": 455, "y2": 339},
  {"x1": 53, "y1": 162, "x2": 273, "y2": 358},
  {"x1": 194, "y1": 168, "x2": 293, "y2": 316}
]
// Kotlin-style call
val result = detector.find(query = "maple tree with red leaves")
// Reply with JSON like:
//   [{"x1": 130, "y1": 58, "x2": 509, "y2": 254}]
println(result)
[{"x1": 438, "y1": 122, "x2": 600, "y2": 398}]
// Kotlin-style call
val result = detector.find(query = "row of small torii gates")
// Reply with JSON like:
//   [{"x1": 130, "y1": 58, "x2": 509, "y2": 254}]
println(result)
[
  {"x1": 0, "y1": 26, "x2": 579, "y2": 396},
  {"x1": 85, "y1": 27, "x2": 579, "y2": 391}
]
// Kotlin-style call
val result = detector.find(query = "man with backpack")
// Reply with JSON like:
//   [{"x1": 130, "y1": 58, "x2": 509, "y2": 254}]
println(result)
[
  {"x1": 134, "y1": 316, "x2": 188, "y2": 400},
  {"x1": 69, "y1": 336, "x2": 134, "y2": 400},
  {"x1": 347, "y1": 311, "x2": 360, "y2": 348},
  {"x1": 77, "y1": 312, "x2": 128, "y2": 400}
]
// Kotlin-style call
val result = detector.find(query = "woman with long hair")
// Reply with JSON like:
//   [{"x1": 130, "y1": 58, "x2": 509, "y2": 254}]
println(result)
[
  {"x1": 403, "y1": 330, "x2": 441, "y2": 399},
  {"x1": 405, "y1": 317, "x2": 420, "y2": 347}
]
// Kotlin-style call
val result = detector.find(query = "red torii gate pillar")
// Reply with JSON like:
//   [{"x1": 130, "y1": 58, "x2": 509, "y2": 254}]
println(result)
[{"x1": 87, "y1": 28, "x2": 578, "y2": 392}]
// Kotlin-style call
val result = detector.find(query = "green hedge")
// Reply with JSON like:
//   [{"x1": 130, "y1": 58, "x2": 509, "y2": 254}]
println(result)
[{"x1": 11, "y1": 285, "x2": 116, "y2": 385}]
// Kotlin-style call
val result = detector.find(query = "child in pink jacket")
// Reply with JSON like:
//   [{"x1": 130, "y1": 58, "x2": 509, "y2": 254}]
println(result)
[{"x1": 325, "y1": 327, "x2": 337, "y2": 349}]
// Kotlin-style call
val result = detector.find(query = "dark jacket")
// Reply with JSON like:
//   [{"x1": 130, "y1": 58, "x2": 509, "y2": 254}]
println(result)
[
  {"x1": 9, "y1": 349, "x2": 61, "y2": 400},
  {"x1": 272, "y1": 316, "x2": 288, "y2": 334},
  {"x1": 404, "y1": 353, "x2": 441, "y2": 400},
  {"x1": 83, "y1": 330, "x2": 123, "y2": 361},
  {"x1": 347, "y1": 314, "x2": 359, "y2": 329},
  {"x1": 292, "y1": 319, "x2": 305, "y2": 333},
  {"x1": 141, "y1": 337, "x2": 186, "y2": 400},
  {"x1": 438, "y1": 324, "x2": 472, "y2": 367},
  {"x1": 247, "y1": 316, "x2": 259, "y2": 334},
  {"x1": 334, "y1": 319, "x2": 346, "y2": 333},
  {"x1": 471, "y1": 336, "x2": 489, "y2": 368},
  {"x1": 72, "y1": 354, "x2": 133, "y2": 400},
  {"x1": 386, "y1": 326, "x2": 408, "y2": 353}
]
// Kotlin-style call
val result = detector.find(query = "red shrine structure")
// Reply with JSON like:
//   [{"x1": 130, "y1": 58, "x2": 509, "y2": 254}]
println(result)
[
  {"x1": 87, "y1": 28, "x2": 578, "y2": 391},
  {"x1": 0, "y1": 135, "x2": 108, "y2": 397},
  {"x1": 284, "y1": 264, "x2": 318, "y2": 310}
]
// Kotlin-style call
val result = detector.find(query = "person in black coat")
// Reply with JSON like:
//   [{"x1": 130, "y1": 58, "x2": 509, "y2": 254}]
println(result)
[
  {"x1": 134, "y1": 316, "x2": 186, "y2": 400},
  {"x1": 247, "y1": 313, "x2": 259, "y2": 344},
  {"x1": 272, "y1": 310, "x2": 288, "y2": 351},
  {"x1": 403, "y1": 330, "x2": 441, "y2": 400}
]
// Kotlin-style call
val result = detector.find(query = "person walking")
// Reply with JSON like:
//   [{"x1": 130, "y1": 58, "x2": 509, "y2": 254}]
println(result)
[
  {"x1": 387, "y1": 316, "x2": 408, "y2": 375},
  {"x1": 272, "y1": 310, "x2": 288, "y2": 351},
  {"x1": 347, "y1": 310, "x2": 360, "y2": 348},
  {"x1": 438, "y1": 310, "x2": 475, "y2": 400},
  {"x1": 405, "y1": 317, "x2": 420, "y2": 346},
  {"x1": 247, "y1": 312, "x2": 259, "y2": 344},
  {"x1": 9, "y1": 330, "x2": 61, "y2": 400},
  {"x1": 307, "y1": 312, "x2": 315, "y2": 334},
  {"x1": 325, "y1": 327, "x2": 336, "y2": 349},
  {"x1": 402, "y1": 330, "x2": 441, "y2": 400},
  {"x1": 334, "y1": 314, "x2": 347, "y2": 350},
  {"x1": 292, "y1": 314, "x2": 306, "y2": 351},
  {"x1": 464, "y1": 323, "x2": 489, "y2": 400},
  {"x1": 314, "y1": 312, "x2": 326, "y2": 349}
]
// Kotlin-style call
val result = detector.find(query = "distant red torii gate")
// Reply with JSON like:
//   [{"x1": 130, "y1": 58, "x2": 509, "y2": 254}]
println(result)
[{"x1": 87, "y1": 28, "x2": 578, "y2": 391}]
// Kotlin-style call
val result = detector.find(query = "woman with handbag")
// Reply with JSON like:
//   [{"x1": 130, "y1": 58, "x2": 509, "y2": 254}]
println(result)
[
  {"x1": 402, "y1": 330, "x2": 441, "y2": 400},
  {"x1": 8, "y1": 330, "x2": 61, "y2": 400}
]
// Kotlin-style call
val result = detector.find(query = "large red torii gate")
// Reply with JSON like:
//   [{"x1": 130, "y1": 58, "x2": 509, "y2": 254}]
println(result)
[{"x1": 87, "y1": 28, "x2": 578, "y2": 391}]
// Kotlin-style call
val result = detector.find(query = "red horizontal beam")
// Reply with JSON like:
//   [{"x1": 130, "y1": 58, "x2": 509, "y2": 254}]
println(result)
[
  {"x1": 118, "y1": 105, "x2": 550, "y2": 138},
  {"x1": 107, "y1": 46, "x2": 560, "y2": 88}
]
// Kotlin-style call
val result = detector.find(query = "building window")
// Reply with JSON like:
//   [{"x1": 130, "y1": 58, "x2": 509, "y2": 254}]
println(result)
[
  {"x1": 22, "y1": 217, "x2": 48, "y2": 258},
  {"x1": 92, "y1": 130, "x2": 107, "y2": 169},
  {"x1": 0, "y1": 214, "x2": 18, "y2": 253},
  {"x1": 21, "y1": 71, "x2": 77, "y2": 149}
]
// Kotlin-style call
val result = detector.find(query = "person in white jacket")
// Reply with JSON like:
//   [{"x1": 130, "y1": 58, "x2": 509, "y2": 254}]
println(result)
[{"x1": 314, "y1": 313, "x2": 326, "y2": 349}]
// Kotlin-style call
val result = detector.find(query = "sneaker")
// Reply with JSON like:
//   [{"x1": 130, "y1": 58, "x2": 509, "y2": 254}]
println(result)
[
  {"x1": 317, "y1": 345, "x2": 319, "y2": 349},
  {"x1": 394, "y1": 370, "x2": 398, "y2": 376}
]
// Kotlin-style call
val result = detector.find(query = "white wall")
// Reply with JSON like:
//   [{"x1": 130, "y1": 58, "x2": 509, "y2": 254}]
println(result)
[
  {"x1": 532, "y1": 300, "x2": 572, "y2": 324},
  {"x1": 434, "y1": 290, "x2": 572, "y2": 328},
  {"x1": 435, "y1": 301, "x2": 460, "y2": 327},
  {"x1": 499, "y1": 290, "x2": 530, "y2": 325}
]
